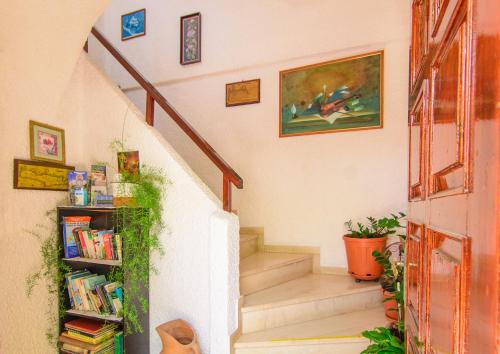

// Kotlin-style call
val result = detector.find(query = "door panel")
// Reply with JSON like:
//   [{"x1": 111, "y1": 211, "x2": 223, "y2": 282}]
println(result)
[
  {"x1": 409, "y1": 82, "x2": 428, "y2": 201},
  {"x1": 426, "y1": 229, "x2": 469, "y2": 354},
  {"x1": 410, "y1": 0, "x2": 428, "y2": 90},
  {"x1": 428, "y1": 6, "x2": 470, "y2": 197}
]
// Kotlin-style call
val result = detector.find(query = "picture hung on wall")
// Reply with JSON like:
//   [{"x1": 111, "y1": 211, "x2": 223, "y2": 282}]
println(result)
[
  {"x1": 279, "y1": 50, "x2": 384, "y2": 137},
  {"x1": 118, "y1": 151, "x2": 140, "y2": 176},
  {"x1": 29, "y1": 120, "x2": 66, "y2": 164},
  {"x1": 13, "y1": 159, "x2": 74, "y2": 191},
  {"x1": 121, "y1": 8, "x2": 146, "y2": 41},
  {"x1": 180, "y1": 12, "x2": 201, "y2": 65},
  {"x1": 226, "y1": 79, "x2": 261, "y2": 107}
]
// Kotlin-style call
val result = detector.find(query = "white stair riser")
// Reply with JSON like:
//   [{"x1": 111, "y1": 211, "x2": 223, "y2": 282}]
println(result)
[
  {"x1": 241, "y1": 289, "x2": 382, "y2": 334},
  {"x1": 235, "y1": 340, "x2": 370, "y2": 354},
  {"x1": 240, "y1": 237, "x2": 258, "y2": 260},
  {"x1": 240, "y1": 258, "x2": 313, "y2": 296}
]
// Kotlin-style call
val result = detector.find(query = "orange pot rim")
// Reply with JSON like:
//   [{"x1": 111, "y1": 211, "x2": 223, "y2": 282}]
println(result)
[{"x1": 343, "y1": 235, "x2": 388, "y2": 243}]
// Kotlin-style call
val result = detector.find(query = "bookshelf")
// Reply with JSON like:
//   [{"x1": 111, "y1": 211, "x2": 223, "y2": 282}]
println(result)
[{"x1": 57, "y1": 206, "x2": 149, "y2": 354}]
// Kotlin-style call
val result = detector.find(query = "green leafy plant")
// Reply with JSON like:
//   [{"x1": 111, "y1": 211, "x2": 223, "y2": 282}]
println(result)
[
  {"x1": 344, "y1": 212, "x2": 406, "y2": 238},
  {"x1": 110, "y1": 166, "x2": 168, "y2": 334},
  {"x1": 361, "y1": 326, "x2": 405, "y2": 354},
  {"x1": 25, "y1": 208, "x2": 72, "y2": 344}
]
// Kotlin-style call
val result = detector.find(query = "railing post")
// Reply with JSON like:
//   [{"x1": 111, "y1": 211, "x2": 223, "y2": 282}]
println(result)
[
  {"x1": 223, "y1": 174, "x2": 231, "y2": 212},
  {"x1": 146, "y1": 93, "x2": 155, "y2": 126}
]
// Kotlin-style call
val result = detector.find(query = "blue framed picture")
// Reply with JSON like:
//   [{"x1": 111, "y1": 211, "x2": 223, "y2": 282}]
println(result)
[{"x1": 121, "y1": 9, "x2": 146, "y2": 41}]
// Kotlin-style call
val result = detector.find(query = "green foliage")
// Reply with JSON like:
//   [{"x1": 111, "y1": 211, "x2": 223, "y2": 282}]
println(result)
[
  {"x1": 344, "y1": 212, "x2": 406, "y2": 239},
  {"x1": 361, "y1": 326, "x2": 405, "y2": 354},
  {"x1": 25, "y1": 208, "x2": 72, "y2": 345},
  {"x1": 111, "y1": 166, "x2": 168, "y2": 335}
]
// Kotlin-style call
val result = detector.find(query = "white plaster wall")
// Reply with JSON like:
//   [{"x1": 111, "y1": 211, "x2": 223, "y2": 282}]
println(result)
[
  {"x1": 92, "y1": 0, "x2": 411, "y2": 268},
  {"x1": 0, "y1": 1, "x2": 239, "y2": 352}
]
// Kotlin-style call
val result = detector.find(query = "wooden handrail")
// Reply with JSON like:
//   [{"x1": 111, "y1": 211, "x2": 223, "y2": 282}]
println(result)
[{"x1": 90, "y1": 27, "x2": 242, "y2": 211}]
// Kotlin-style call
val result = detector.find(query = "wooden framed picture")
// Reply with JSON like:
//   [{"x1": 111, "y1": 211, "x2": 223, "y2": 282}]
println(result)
[
  {"x1": 279, "y1": 50, "x2": 384, "y2": 137},
  {"x1": 29, "y1": 120, "x2": 66, "y2": 164},
  {"x1": 121, "y1": 8, "x2": 146, "y2": 41},
  {"x1": 226, "y1": 79, "x2": 261, "y2": 107},
  {"x1": 13, "y1": 159, "x2": 74, "y2": 191},
  {"x1": 180, "y1": 12, "x2": 201, "y2": 65}
]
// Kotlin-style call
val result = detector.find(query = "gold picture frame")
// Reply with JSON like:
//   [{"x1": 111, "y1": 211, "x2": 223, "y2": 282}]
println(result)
[
  {"x1": 13, "y1": 159, "x2": 74, "y2": 191},
  {"x1": 279, "y1": 50, "x2": 384, "y2": 137},
  {"x1": 226, "y1": 79, "x2": 261, "y2": 107},
  {"x1": 29, "y1": 120, "x2": 66, "y2": 164}
]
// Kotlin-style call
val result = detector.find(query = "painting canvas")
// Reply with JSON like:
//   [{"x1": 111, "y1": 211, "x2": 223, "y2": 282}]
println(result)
[
  {"x1": 121, "y1": 9, "x2": 146, "y2": 41},
  {"x1": 280, "y1": 51, "x2": 384, "y2": 137},
  {"x1": 180, "y1": 13, "x2": 201, "y2": 65},
  {"x1": 118, "y1": 151, "x2": 140, "y2": 176},
  {"x1": 30, "y1": 120, "x2": 66, "y2": 164},
  {"x1": 13, "y1": 159, "x2": 74, "y2": 191},
  {"x1": 226, "y1": 79, "x2": 260, "y2": 107}
]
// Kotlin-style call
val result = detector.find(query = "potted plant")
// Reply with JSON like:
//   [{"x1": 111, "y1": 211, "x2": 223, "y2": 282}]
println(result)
[
  {"x1": 373, "y1": 247, "x2": 403, "y2": 320},
  {"x1": 343, "y1": 213, "x2": 405, "y2": 281}
]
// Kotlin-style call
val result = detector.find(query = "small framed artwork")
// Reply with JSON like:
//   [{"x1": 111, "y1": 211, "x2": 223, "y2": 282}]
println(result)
[
  {"x1": 180, "y1": 12, "x2": 201, "y2": 65},
  {"x1": 121, "y1": 8, "x2": 146, "y2": 41},
  {"x1": 117, "y1": 151, "x2": 140, "y2": 176},
  {"x1": 280, "y1": 50, "x2": 384, "y2": 137},
  {"x1": 29, "y1": 120, "x2": 66, "y2": 164},
  {"x1": 226, "y1": 79, "x2": 261, "y2": 107},
  {"x1": 13, "y1": 159, "x2": 74, "y2": 191}
]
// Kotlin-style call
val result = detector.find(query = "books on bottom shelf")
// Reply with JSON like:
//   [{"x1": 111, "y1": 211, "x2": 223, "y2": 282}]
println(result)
[
  {"x1": 59, "y1": 318, "x2": 123, "y2": 354},
  {"x1": 65, "y1": 270, "x2": 123, "y2": 316}
]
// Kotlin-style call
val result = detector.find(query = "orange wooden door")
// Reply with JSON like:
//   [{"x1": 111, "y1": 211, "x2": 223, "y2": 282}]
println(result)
[{"x1": 406, "y1": 0, "x2": 499, "y2": 353}]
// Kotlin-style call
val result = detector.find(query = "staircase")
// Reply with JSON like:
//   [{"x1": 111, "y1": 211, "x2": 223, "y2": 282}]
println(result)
[{"x1": 234, "y1": 231, "x2": 388, "y2": 354}]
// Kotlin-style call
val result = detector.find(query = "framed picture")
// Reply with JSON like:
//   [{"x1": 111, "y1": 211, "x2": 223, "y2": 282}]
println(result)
[
  {"x1": 29, "y1": 120, "x2": 66, "y2": 164},
  {"x1": 226, "y1": 79, "x2": 261, "y2": 107},
  {"x1": 117, "y1": 151, "x2": 140, "y2": 176},
  {"x1": 279, "y1": 50, "x2": 384, "y2": 137},
  {"x1": 13, "y1": 159, "x2": 74, "y2": 191},
  {"x1": 180, "y1": 12, "x2": 201, "y2": 65},
  {"x1": 121, "y1": 8, "x2": 146, "y2": 41}
]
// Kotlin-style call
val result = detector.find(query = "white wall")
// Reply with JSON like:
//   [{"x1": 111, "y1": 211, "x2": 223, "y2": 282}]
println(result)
[
  {"x1": 92, "y1": 0, "x2": 410, "y2": 268},
  {"x1": 0, "y1": 1, "x2": 239, "y2": 353}
]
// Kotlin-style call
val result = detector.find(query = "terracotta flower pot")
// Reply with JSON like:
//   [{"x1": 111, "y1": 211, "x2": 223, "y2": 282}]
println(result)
[
  {"x1": 383, "y1": 290, "x2": 398, "y2": 320},
  {"x1": 343, "y1": 235, "x2": 387, "y2": 280},
  {"x1": 156, "y1": 319, "x2": 201, "y2": 354}
]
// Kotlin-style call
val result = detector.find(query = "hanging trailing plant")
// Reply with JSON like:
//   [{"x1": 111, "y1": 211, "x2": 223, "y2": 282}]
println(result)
[
  {"x1": 109, "y1": 166, "x2": 168, "y2": 334},
  {"x1": 25, "y1": 208, "x2": 72, "y2": 345}
]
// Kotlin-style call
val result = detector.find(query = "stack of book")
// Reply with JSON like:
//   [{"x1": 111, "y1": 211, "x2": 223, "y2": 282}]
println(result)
[
  {"x1": 59, "y1": 318, "x2": 122, "y2": 354},
  {"x1": 65, "y1": 270, "x2": 123, "y2": 316},
  {"x1": 62, "y1": 215, "x2": 122, "y2": 261}
]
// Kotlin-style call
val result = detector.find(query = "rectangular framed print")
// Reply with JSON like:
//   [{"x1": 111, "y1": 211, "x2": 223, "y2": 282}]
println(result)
[
  {"x1": 29, "y1": 120, "x2": 66, "y2": 164},
  {"x1": 13, "y1": 159, "x2": 74, "y2": 191},
  {"x1": 121, "y1": 8, "x2": 146, "y2": 41},
  {"x1": 279, "y1": 50, "x2": 384, "y2": 137},
  {"x1": 226, "y1": 79, "x2": 261, "y2": 107},
  {"x1": 180, "y1": 12, "x2": 201, "y2": 65}
]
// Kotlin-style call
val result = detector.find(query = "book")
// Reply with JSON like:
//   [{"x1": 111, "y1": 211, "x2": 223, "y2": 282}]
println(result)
[
  {"x1": 90, "y1": 165, "x2": 107, "y2": 186},
  {"x1": 74, "y1": 188, "x2": 88, "y2": 206},
  {"x1": 68, "y1": 171, "x2": 88, "y2": 205},
  {"x1": 91, "y1": 186, "x2": 108, "y2": 206},
  {"x1": 60, "y1": 332, "x2": 115, "y2": 349},
  {"x1": 63, "y1": 217, "x2": 91, "y2": 258},
  {"x1": 114, "y1": 332, "x2": 123, "y2": 354}
]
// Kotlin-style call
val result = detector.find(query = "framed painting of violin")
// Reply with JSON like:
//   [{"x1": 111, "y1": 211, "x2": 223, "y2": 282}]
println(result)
[{"x1": 279, "y1": 50, "x2": 383, "y2": 137}]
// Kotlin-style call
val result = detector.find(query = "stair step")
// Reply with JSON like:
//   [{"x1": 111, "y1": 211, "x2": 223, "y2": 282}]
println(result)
[
  {"x1": 240, "y1": 234, "x2": 258, "y2": 260},
  {"x1": 235, "y1": 307, "x2": 388, "y2": 354},
  {"x1": 240, "y1": 252, "x2": 313, "y2": 296},
  {"x1": 241, "y1": 274, "x2": 382, "y2": 334}
]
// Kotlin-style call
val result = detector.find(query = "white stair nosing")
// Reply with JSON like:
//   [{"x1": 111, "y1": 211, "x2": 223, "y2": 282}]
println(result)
[{"x1": 240, "y1": 253, "x2": 313, "y2": 277}]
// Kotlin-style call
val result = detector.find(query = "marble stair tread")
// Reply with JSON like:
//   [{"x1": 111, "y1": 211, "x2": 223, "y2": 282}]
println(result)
[
  {"x1": 240, "y1": 252, "x2": 313, "y2": 277},
  {"x1": 235, "y1": 307, "x2": 388, "y2": 348},
  {"x1": 242, "y1": 273, "x2": 380, "y2": 312},
  {"x1": 240, "y1": 233, "x2": 258, "y2": 243}
]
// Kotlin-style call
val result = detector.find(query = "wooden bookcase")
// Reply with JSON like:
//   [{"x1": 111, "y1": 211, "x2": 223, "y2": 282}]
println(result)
[{"x1": 57, "y1": 206, "x2": 149, "y2": 354}]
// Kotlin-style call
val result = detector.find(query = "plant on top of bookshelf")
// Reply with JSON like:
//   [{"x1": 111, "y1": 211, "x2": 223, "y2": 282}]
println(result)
[{"x1": 110, "y1": 166, "x2": 168, "y2": 334}]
